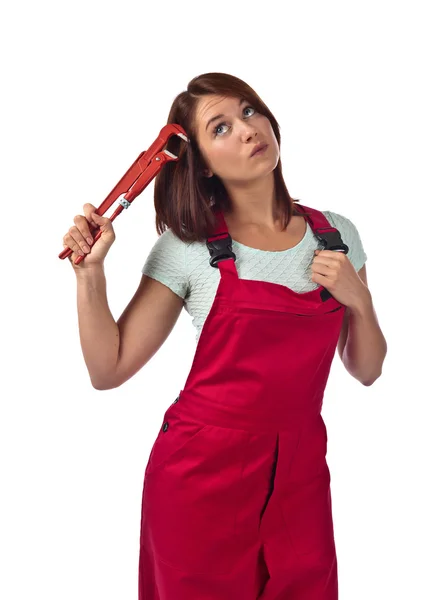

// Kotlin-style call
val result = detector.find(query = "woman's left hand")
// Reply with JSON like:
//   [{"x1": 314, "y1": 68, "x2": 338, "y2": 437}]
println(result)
[{"x1": 311, "y1": 249, "x2": 370, "y2": 310}]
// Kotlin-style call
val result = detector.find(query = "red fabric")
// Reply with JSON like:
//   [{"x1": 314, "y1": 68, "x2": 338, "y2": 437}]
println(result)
[{"x1": 139, "y1": 204, "x2": 345, "y2": 599}]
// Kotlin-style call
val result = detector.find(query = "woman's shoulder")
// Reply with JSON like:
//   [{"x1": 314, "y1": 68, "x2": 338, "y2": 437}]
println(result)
[
  {"x1": 321, "y1": 208, "x2": 358, "y2": 228},
  {"x1": 141, "y1": 228, "x2": 191, "y2": 299},
  {"x1": 320, "y1": 209, "x2": 368, "y2": 271}
]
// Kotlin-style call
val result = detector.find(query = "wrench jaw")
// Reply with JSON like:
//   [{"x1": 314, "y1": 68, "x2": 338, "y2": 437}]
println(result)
[
  {"x1": 119, "y1": 125, "x2": 190, "y2": 204},
  {"x1": 161, "y1": 126, "x2": 189, "y2": 162},
  {"x1": 58, "y1": 123, "x2": 189, "y2": 261},
  {"x1": 161, "y1": 123, "x2": 189, "y2": 143},
  {"x1": 154, "y1": 124, "x2": 189, "y2": 158},
  {"x1": 125, "y1": 125, "x2": 190, "y2": 201}
]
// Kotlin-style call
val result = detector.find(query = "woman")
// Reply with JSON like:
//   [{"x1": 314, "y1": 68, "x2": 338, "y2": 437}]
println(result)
[{"x1": 63, "y1": 72, "x2": 387, "y2": 599}]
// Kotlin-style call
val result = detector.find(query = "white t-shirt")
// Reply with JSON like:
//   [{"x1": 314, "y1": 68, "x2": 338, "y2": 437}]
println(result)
[{"x1": 142, "y1": 210, "x2": 368, "y2": 343}]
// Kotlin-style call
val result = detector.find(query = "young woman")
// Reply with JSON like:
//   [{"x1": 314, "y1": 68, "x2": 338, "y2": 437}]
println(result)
[{"x1": 63, "y1": 72, "x2": 387, "y2": 599}]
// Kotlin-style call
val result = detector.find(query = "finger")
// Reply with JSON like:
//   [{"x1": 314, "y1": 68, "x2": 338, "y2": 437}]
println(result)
[
  {"x1": 311, "y1": 262, "x2": 331, "y2": 277},
  {"x1": 312, "y1": 254, "x2": 333, "y2": 268},
  {"x1": 89, "y1": 212, "x2": 115, "y2": 240},
  {"x1": 68, "y1": 226, "x2": 90, "y2": 255},
  {"x1": 311, "y1": 271, "x2": 329, "y2": 285},
  {"x1": 89, "y1": 211, "x2": 109, "y2": 228},
  {"x1": 313, "y1": 253, "x2": 340, "y2": 269},
  {"x1": 83, "y1": 204, "x2": 99, "y2": 227},
  {"x1": 74, "y1": 214, "x2": 95, "y2": 245},
  {"x1": 63, "y1": 234, "x2": 84, "y2": 262},
  {"x1": 316, "y1": 249, "x2": 346, "y2": 261}
]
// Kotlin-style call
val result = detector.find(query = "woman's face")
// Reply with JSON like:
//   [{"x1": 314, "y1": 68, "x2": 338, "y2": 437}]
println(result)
[{"x1": 193, "y1": 94, "x2": 280, "y2": 183}]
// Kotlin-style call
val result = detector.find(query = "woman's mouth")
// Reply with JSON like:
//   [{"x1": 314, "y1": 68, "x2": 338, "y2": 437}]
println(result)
[{"x1": 251, "y1": 144, "x2": 269, "y2": 157}]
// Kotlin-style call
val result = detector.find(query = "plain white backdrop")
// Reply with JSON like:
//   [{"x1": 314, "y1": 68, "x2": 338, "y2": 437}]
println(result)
[{"x1": 2, "y1": 0, "x2": 443, "y2": 598}]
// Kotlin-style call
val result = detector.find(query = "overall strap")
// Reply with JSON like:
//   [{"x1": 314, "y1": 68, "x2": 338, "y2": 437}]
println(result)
[
  {"x1": 294, "y1": 203, "x2": 349, "y2": 253},
  {"x1": 206, "y1": 209, "x2": 239, "y2": 278}
]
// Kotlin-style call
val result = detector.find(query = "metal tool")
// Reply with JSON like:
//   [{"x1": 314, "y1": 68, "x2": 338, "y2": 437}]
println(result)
[{"x1": 58, "y1": 123, "x2": 189, "y2": 265}]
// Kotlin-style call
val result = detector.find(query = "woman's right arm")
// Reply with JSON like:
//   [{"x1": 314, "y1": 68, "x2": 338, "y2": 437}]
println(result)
[
  {"x1": 76, "y1": 268, "x2": 184, "y2": 390},
  {"x1": 64, "y1": 202, "x2": 184, "y2": 389}
]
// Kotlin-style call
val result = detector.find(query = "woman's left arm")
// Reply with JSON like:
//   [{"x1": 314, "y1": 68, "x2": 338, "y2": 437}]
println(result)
[
  {"x1": 311, "y1": 251, "x2": 388, "y2": 386},
  {"x1": 336, "y1": 264, "x2": 387, "y2": 386}
]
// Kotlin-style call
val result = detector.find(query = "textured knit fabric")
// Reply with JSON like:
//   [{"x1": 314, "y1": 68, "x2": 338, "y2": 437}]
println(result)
[{"x1": 141, "y1": 210, "x2": 367, "y2": 343}]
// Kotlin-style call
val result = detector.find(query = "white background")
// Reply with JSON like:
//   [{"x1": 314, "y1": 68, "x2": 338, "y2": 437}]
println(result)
[{"x1": 1, "y1": 1, "x2": 443, "y2": 598}]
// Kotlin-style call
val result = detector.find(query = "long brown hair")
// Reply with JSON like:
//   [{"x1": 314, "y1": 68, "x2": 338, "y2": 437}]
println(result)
[{"x1": 153, "y1": 72, "x2": 306, "y2": 243}]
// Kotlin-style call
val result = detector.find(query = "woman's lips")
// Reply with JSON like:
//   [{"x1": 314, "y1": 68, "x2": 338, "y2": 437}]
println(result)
[{"x1": 251, "y1": 144, "x2": 269, "y2": 157}]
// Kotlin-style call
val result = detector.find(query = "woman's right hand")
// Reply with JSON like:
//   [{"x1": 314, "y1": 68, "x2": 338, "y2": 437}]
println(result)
[{"x1": 62, "y1": 203, "x2": 116, "y2": 270}]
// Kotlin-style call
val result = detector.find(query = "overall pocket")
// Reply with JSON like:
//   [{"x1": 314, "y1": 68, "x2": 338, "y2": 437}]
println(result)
[{"x1": 145, "y1": 406, "x2": 208, "y2": 476}]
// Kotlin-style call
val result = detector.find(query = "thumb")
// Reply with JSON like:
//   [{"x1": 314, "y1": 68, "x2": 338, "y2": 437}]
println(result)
[{"x1": 90, "y1": 212, "x2": 108, "y2": 228}]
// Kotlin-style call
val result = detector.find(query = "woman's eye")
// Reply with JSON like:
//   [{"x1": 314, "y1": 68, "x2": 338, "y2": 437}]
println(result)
[
  {"x1": 214, "y1": 123, "x2": 228, "y2": 136},
  {"x1": 213, "y1": 106, "x2": 256, "y2": 136}
]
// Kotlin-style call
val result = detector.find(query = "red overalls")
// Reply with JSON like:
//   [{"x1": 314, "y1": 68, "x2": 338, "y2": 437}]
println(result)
[{"x1": 138, "y1": 203, "x2": 349, "y2": 599}]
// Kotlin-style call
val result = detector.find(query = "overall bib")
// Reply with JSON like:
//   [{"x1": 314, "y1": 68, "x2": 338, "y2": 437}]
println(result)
[{"x1": 139, "y1": 203, "x2": 349, "y2": 600}]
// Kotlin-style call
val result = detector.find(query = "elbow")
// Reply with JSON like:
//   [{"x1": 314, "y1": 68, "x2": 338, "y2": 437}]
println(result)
[
  {"x1": 91, "y1": 381, "x2": 112, "y2": 391},
  {"x1": 89, "y1": 364, "x2": 121, "y2": 391},
  {"x1": 91, "y1": 376, "x2": 120, "y2": 391},
  {"x1": 92, "y1": 383, "x2": 112, "y2": 391},
  {"x1": 362, "y1": 345, "x2": 388, "y2": 387},
  {"x1": 361, "y1": 370, "x2": 382, "y2": 387}
]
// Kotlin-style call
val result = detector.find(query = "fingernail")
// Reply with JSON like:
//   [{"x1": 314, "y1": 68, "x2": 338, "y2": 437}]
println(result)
[{"x1": 87, "y1": 237, "x2": 93, "y2": 245}]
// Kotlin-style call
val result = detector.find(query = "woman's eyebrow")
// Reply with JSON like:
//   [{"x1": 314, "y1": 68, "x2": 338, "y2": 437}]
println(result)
[{"x1": 205, "y1": 98, "x2": 246, "y2": 132}]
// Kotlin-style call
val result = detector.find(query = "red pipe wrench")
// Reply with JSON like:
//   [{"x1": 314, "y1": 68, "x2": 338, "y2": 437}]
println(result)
[{"x1": 58, "y1": 123, "x2": 189, "y2": 265}]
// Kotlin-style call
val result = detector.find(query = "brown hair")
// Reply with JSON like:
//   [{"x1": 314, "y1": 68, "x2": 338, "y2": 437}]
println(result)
[{"x1": 153, "y1": 72, "x2": 306, "y2": 243}]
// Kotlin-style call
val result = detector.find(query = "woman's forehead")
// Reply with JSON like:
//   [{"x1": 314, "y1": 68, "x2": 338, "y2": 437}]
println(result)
[{"x1": 195, "y1": 95, "x2": 246, "y2": 130}]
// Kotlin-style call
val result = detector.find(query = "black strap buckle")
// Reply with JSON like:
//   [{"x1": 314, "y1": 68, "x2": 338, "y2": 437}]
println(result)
[
  {"x1": 316, "y1": 228, "x2": 348, "y2": 302},
  {"x1": 315, "y1": 229, "x2": 349, "y2": 254},
  {"x1": 206, "y1": 234, "x2": 237, "y2": 268}
]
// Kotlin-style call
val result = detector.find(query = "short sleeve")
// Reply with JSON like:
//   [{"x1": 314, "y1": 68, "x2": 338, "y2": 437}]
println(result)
[
  {"x1": 323, "y1": 210, "x2": 368, "y2": 272},
  {"x1": 141, "y1": 228, "x2": 188, "y2": 299}
]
